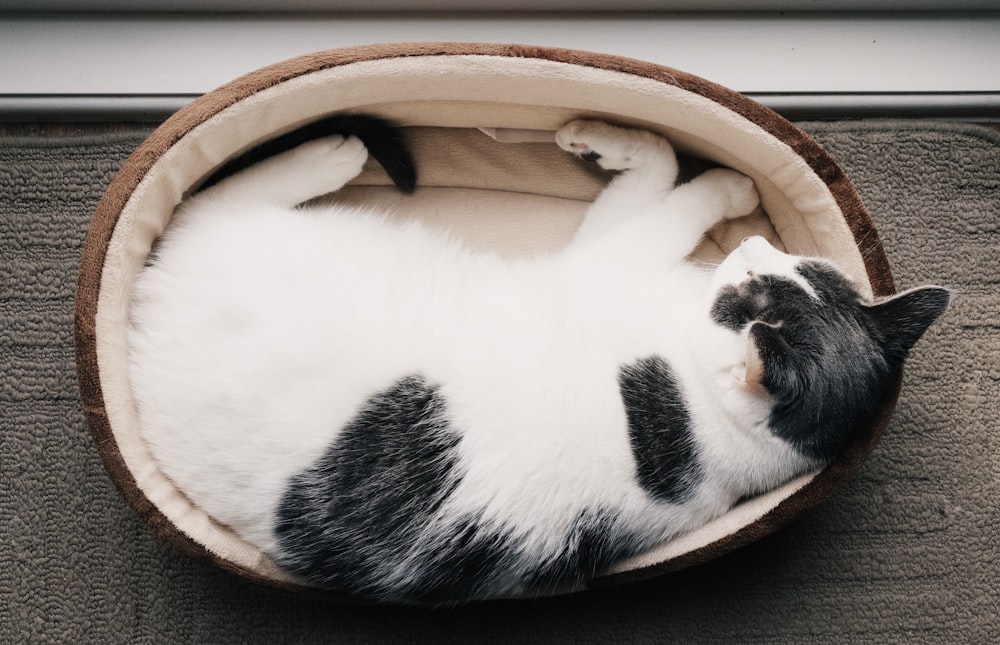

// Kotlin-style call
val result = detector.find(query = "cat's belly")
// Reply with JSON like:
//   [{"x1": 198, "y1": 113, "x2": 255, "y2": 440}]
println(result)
[{"x1": 127, "y1": 205, "x2": 698, "y2": 555}]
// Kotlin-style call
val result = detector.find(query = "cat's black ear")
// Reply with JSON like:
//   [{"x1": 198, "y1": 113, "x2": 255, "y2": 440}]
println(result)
[{"x1": 866, "y1": 286, "x2": 951, "y2": 363}]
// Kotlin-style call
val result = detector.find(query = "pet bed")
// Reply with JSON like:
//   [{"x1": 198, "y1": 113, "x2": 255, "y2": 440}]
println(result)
[{"x1": 75, "y1": 43, "x2": 899, "y2": 598}]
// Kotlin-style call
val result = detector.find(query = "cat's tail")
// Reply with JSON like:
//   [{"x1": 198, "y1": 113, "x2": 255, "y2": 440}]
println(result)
[{"x1": 198, "y1": 113, "x2": 417, "y2": 194}]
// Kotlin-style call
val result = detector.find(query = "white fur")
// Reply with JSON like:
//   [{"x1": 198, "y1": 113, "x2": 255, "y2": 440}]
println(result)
[{"x1": 128, "y1": 122, "x2": 816, "y2": 579}]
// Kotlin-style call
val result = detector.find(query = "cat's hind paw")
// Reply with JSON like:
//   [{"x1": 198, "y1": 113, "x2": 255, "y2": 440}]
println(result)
[
  {"x1": 258, "y1": 134, "x2": 369, "y2": 204},
  {"x1": 270, "y1": 135, "x2": 369, "y2": 194},
  {"x1": 298, "y1": 134, "x2": 368, "y2": 177},
  {"x1": 556, "y1": 119, "x2": 673, "y2": 172}
]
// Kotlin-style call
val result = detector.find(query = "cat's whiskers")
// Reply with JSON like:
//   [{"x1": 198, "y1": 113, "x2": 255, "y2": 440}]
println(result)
[{"x1": 686, "y1": 257, "x2": 722, "y2": 271}]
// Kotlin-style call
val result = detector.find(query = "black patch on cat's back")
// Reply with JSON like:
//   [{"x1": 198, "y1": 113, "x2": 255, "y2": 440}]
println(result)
[
  {"x1": 274, "y1": 375, "x2": 466, "y2": 598},
  {"x1": 274, "y1": 373, "x2": 669, "y2": 603},
  {"x1": 527, "y1": 510, "x2": 648, "y2": 592},
  {"x1": 618, "y1": 356, "x2": 703, "y2": 503}
]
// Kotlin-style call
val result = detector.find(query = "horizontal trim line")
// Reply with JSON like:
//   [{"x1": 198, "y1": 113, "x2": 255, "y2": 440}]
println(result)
[
  {"x1": 749, "y1": 93, "x2": 1000, "y2": 120},
  {"x1": 0, "y1": 96, "x2": 199, "y2": 122},
  {"x1": 2, "y1": 93, "x2": 999, "y2": 123},
  {"x1": 4, "y1": 16, "x2": 998, "y2": 95},
  {"x1": 4, "y1": 3, "x2": 1000, "y2": 12}
]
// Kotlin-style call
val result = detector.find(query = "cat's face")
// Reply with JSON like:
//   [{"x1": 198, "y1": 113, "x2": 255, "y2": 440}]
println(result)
[{"x1": 707, "y1": 236, "x2": 950, "y2": 461}]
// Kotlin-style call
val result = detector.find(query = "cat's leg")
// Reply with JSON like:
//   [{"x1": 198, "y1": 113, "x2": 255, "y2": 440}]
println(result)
[
  {"x1": 558, "y1": 120, "x2": 758, "y2": 264},
  {"x1": 598, "y1": 167, "x2": 758, "y2": 265},
  {"x1": 664, "y1": 167, "x2": 759, "y2": 232},
  {"x1": 193, "y1": 135, "x2": 368, "y2": 208},
  {"x1": 556, "y1": 119, "x2": 680, "y2": 245},
  {"x1": 660, "y1": 168, "x2": 760, "y2": 244}
]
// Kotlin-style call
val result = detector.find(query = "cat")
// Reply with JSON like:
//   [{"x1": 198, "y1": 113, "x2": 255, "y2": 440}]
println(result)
[{"x1": 127, "y1": 116, "x2": 950, "y2": 605}]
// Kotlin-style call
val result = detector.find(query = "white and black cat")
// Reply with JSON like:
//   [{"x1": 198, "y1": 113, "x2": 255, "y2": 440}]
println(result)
[{"x1": 128, "y1": 116, "x2": 950, "y2": 604}]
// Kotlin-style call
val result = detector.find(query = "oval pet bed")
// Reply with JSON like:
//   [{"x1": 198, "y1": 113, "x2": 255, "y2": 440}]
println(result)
[{"x1": 76, "y1": 43, "x2": 899, "y2": 599}]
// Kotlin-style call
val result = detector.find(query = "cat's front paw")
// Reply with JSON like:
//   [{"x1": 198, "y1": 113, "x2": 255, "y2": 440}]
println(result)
[
  {"x1": 700, "y1": 168, "x2": 760, "y2": 218},
  {"x1": 556, "y1": 119, "x2": 672, "y2": 171}
]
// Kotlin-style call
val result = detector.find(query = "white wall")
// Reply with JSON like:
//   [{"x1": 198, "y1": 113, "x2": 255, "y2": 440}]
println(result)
[{"x1": 1, "y1": 9, "x2": 998, "y2": 119}]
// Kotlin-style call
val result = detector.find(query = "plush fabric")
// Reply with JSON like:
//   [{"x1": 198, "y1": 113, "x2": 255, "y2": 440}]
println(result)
[
  {"x1": 72, "y1": 44, "x2": 900, "y2": 594},
  {"x1": 3, "y1": 119, "x2": 995, "y2": 642}
]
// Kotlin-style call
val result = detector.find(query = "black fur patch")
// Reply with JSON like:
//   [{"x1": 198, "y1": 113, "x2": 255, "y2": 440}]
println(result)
[
  {"x1": 400, "y1": 516, "x2": 519, "y2": 603},
  {"x1": 527, "y1": 510, "x2": 646, "y2": 592},
  {"x1": 710, "y1": 273, "x2": 812, "y2": 332},
  {"x1": 274, "y1": 375, "x2": 468, "y2": 599},
  {"x1": 275, "y1": 374, "x2": 657, "y2": 603},
  {"x1": 199, "y1": 113, "x2": 416, "y2": 193},
  {"x1": 618, "y1": 356, "x2": 703, "y2": 503}
]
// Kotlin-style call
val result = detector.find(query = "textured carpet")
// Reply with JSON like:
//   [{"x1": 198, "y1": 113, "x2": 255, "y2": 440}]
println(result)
[{"x1": 2, "y1": 121, "x2": 997, "y2": 644}]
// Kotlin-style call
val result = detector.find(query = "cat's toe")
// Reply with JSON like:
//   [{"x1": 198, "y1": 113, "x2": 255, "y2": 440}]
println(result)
[
  {"x1": 285, "y1": 135, "x2": 368, "y2": 188},
  {"x1": 556, "y1": 120, "x2": 638, "y2": 171},
  {"x1": 555, "y1": 120, "x2": 597, "y2": 155},
  {"x1": 556, "y1": 119, "x2": 676, "y2": 173},
  {"x1": 325, "y1": 134, "x2": 366, "y2": 159},
  {"x1": 318, "y1": 135, "x2": 368, "y2": 171}
]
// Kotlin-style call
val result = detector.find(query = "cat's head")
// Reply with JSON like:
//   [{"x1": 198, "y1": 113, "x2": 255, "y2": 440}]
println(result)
[{"x1": 709, "y1": 236, "x2": 950, "y2": 462}]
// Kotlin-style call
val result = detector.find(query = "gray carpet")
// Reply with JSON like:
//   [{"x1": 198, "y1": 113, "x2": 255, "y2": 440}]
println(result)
[{"x1": 2, "y1": 121, "x2": 997, "y2": 643}]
